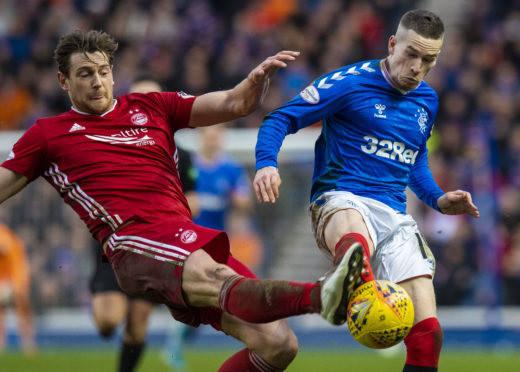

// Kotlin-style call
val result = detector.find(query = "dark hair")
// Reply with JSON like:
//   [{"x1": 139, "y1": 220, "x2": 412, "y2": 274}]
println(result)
[
  {"x1": 54, "y1": 30, "x2": 118, "y2": 77},
  {"x1": 400, "y1": 9, "x2": 444, "y2": 39}
]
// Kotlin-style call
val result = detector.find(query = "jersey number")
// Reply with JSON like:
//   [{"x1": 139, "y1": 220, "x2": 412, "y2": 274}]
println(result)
[{"x1": 361, "y1": 136, "x2": 418, "y2": 164}]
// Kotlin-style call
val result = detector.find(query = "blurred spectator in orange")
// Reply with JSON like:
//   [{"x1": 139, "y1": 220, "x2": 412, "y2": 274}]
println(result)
[
  {"x1": 0, "y1": 222, "x2": 36, "y2": 355},
  {"x1": 0, "y1": 77, "x2": 33, "y2": 129},
  {"x1": 243, "y1": 0, "x2": 298, "y2": 32},
  {"x1": 229, "y1": 209, "x2": 264, "y2": 273}
]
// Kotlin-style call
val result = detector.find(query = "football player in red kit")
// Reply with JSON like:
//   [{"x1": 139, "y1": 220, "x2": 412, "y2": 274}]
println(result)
[{"x1": 0, "y1": 30, "x2": 367, "y2": 371}]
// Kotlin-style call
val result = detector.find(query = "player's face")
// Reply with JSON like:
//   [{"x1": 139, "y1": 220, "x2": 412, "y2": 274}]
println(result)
[
  {"x1": 387, "y1": 28, "x2": 442, "y2": 91},
  {"x1": 58, "y1": 51, "x2": 114, "y2": 114}
]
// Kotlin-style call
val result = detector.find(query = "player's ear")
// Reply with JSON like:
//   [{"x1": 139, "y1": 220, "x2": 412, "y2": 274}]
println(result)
[
  {"x1": 388, "y1": 35, "x2": 397, "y2": 55},
  {"x1": 57, "y1": 71, "x2": 69, "y2": 91}
]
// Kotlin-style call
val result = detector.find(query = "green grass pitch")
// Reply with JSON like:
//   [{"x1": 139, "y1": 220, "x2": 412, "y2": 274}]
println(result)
[{"x1": 1, "y1": 348, "x2": 520, "y2": 371}]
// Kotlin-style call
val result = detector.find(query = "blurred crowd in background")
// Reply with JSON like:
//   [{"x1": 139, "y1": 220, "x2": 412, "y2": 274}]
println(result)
[{"x1": 0, "y1": 0, "x2": 519, "y2": 312}]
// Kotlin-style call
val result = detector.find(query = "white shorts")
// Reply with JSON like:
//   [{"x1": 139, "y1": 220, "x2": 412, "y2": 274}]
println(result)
[{"x1": 310, "y1": 191, "x2": 435, "y2": 283}]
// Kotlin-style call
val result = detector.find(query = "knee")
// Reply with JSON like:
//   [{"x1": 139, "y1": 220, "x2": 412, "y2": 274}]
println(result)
[
  {"x1": 182, "y1": 250, "x2": 237, "y2": 307},
  {"x1": 91, "y1": 292, "x2": 127, "y2": 339},
  {"x1": 184, "y1": 249, "x2": 233, "y2": 284},
  {"x1": 272, "y1": 327, "x2": 299, "y2": 363},
  {"x1": 93, "y1": 310, "x2": 122, "y2": 339},
  {"x1": 258, "y1": 323, "x2": 299, "y2": 365},
  {"x1": 96, "y1": 318, "x2": 118, "y2": 339}
]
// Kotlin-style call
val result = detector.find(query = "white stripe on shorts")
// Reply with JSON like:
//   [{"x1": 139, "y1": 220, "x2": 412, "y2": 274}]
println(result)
[{"x1": 107, "y1": 233, "x2": 190, "y2": 264}]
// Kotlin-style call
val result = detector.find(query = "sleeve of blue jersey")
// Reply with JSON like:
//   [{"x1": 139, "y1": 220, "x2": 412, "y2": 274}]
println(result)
[
  {"x1": 408, "y1": 89, "x2": 444, "y2": 211},
  {"x1": 255, "y1": 111, "x2": 291, "y2": 170},
  {"x1": 408, "y1": 144, "x2": 444, "y2": 211},
  {"x1": 255, "y1": 70, "x2": 352, "y2": 171}
]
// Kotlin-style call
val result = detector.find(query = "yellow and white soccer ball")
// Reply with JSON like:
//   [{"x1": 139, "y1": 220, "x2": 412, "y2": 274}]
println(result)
[{"x1": 346, "y1": 280, "x2": 414, "y2": 349}]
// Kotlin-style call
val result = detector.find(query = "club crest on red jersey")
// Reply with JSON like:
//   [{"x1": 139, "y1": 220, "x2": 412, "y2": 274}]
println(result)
[
  {"x1": 131, "y1": 112, "x2": 148, "y2": 125},
  {"x1": 180, "y1": 230, "x2": 197, "y2": 244}
]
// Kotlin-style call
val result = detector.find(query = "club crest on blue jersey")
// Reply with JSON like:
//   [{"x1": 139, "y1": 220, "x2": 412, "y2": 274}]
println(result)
[
  {"x1": 300, "y1": 85, "x2": 320, "y2": 104},
  {"x1": 415, "y1": 108, "x2": 428, "y2": 134}
]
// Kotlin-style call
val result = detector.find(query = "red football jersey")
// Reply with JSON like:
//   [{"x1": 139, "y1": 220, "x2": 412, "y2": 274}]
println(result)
[{"x1": 2, "y1": 92, "x2": 197, "y2": 242}]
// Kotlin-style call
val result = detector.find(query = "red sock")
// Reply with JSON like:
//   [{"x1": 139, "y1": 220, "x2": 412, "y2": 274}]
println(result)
[
  {"x1": 404, "y1": 317, "x2": 443, "y2": 368},
  {"x1": 219, "y1": 275, "x2": 321, "y2": 323},
  {"x1": 335, "y1": 233, "x2": 374, "y2": 280},
  {"x1": 218, "y1": 349, "x2": 284, "y2": 372}
]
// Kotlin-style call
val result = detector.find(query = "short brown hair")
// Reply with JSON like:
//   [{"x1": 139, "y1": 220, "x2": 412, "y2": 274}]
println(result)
[
  {"x1": 399, "y1": 9, "x2": 444, "y2": 39},
  {"x1": 54, "y1": 30, "x2": 118, "y2": 77}
]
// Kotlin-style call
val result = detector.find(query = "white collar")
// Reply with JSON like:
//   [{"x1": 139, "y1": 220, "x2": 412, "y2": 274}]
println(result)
[{"x1": 71, "y1": 99, "x2": 117, "y2": 116}]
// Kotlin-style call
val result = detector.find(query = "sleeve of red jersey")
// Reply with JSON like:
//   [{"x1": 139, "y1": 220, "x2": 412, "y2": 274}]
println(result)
[
  {"x1": 1, "y1": 122, "x2": 48, "y2": 181},
  {"x1": 154, "y1": 92, "x2": 197, "y2": 131}
]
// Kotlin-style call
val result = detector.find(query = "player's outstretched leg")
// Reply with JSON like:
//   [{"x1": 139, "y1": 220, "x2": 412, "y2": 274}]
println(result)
[
  {"x1": 220, "y1": 249, "x2": 371, "y2": 327},
  {"x1": 319, "y1": 242, "x2": 365, "y2": 325},
  {"x1": 218, "y1": 275, "x2": 321, "y2": 323},
  {"x1": 184, "y1": 249, "x2": 372, "y2": 326}
]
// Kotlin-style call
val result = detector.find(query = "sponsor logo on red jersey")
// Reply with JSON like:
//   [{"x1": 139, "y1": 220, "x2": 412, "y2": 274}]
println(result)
[
  {"x1": 69, "y1": 123, "x2": 86, "y2": 132},
  {"x1": 85, "y1": 127, "x2": 155, "y2": 146}
]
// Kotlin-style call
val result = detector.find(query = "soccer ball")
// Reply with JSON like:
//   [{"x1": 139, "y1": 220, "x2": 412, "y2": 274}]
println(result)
[{"x1": 346, "y1": 280, "x2": 414, "y2": 349}]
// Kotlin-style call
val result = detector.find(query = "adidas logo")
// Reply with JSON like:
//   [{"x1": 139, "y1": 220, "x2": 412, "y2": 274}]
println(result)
[{"x1": 69, "y1": 123, "x2": 86, "y2": 132}]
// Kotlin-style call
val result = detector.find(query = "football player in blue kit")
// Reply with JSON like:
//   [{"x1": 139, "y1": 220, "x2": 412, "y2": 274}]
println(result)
[
  {"x1": 194, "y1": 125, "x2": 252, "y2": 232},
  {"x1": 254, "y1": 9, "x2": 479, "y2": 372}
]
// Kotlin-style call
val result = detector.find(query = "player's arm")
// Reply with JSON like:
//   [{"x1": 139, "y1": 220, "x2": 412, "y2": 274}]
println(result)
[
  {"x1": 188, "y1": 51, "x2": 299, "y2": 127},
  {"x1": 408, "y1": 148, "x2": 479, "y2": 218},
  {"x1": 408, "y1": 147, "x2": 444, "y2": 210},
  {"x1": 0, "y1": 167, "x2": 29, "y2": 204},
  {"x1": 437, "y1": 190, "x2": 479, "y2": 217},
  {"x1": 254, "y1": 72, "x2": 350, "y2": 203}
]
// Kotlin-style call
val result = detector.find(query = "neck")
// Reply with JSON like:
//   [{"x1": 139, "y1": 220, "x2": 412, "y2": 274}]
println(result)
[{"x1": 381, "y1": 58, "x2": 408, "y2": 94}]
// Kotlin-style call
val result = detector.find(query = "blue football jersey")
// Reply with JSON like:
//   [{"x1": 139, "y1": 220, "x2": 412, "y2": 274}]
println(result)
[
  {"x1": 194, "y1": 154, "x2": 250, "y2": 231},
  {"x1": 256, "y1": 59, "x2": 444, "y2": 213}
]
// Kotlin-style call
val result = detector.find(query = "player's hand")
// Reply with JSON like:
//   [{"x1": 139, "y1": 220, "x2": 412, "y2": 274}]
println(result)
[
  {"x1": 437, "y1": 190, "x2": 479, "y2": 218},
  {"x1": 253, "y1": 166, "x2": 281, "y2": 203},
  {"x1": 248, "y1": 51, "x2": 300, "y2": 84}
]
